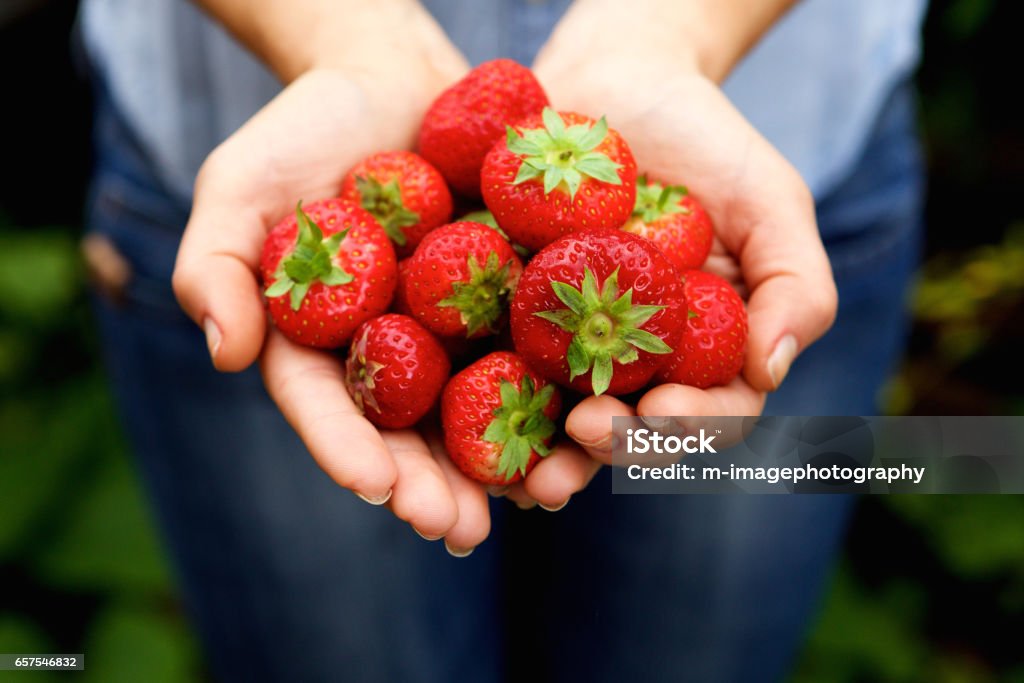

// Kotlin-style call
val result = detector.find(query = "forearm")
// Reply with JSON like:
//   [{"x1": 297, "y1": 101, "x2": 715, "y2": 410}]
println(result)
[
  {"x1": 568, "y1": 0, "x2": 798, "y2": 82},
  {"x1": 192, "y1": 0, "x2": 460, "y2": 83}
]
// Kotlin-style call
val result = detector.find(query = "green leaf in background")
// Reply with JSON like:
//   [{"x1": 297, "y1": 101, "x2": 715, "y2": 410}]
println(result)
[
  {"x1": 0, "y1": 377, "x2": 109, "y2": 560},
  {"x1": 81, "y1": 603, "x2": 199, "y2": 683},
  {"x1": 31, "y1": 436, "x2": 171, "y2": 594},
  {"x1": 792, "y1": 569, "x2": 927, "y2": 683},
  {"x1": 942, "y1": 0, "x2": 995, "y2": 41},
  {"x1": 0, "y1": 614, "x2": 60, "y2": 683},
  {"x1": 0, "y1": 230, "x2": 80, "y2": 327},
  {"x1": 0, "y1": 328, "x2": 31, "y2": 385},
  {"x1": 885, "y1": 496, "x2": 1024, "y2": 579}
]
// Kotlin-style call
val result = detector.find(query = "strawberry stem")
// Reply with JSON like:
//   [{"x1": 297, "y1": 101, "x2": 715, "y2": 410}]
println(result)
[
  {"x1": 354, "y1": 175, "x2": 420, "y2": 247},
  {"x1": 264, "y1": 202, "x2": 354, "y2": 311},
  {"x1": 506, "y1": 108, "x2": 623, "y2": 199},
  {"x1": 438, "y1": 251, "x2": 517, "y2": 337},
  {"x1": 632, "y1": 176, "x2": 691, "y2": 223},
  {"x1": 482, "y1": 375, "x2": 556, "y2": 481},
  {"x1": 534, "y1": 266, "x2": 672, "y2": 395}
]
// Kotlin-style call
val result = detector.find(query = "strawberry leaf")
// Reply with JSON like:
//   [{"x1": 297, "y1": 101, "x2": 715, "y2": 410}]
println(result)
[
  {"x1": 532, "y1": 265, "x2": 673, "y2": 395},
  {"x1": 484, "y1": 376, "x2": 558, "y2": 482},
  {"x1": 354, "y1": 175, "x2": 419, "y2": 247},
  {"x1": 265, "y1": 202, "x2": 354, "y2": 311},
  {"x1": 505, "y1": 107, "x2": 624, "y2": 199}
]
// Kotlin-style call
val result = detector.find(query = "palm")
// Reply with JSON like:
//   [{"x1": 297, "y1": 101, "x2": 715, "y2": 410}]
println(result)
[{"x1": 532, "y1": 57, "x2": 836, "y2": 455}]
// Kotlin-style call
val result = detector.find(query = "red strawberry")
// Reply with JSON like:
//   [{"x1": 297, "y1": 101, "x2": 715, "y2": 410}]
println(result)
[
  {"x1": 622, "y1": 176, "x2": 714, "y2": 271},
  {"x1": 340, "y1": 150, "x2": 453, "y2": 258},
  {"x1": 481, "y1": 108, "x2": 638, "y2": 252},
  {"x1": 655, "y1": 270, "x2": 748, "y2": 389},
  {"x1": 511, "y1": 229, "x2": 686, "y2": 396},
  {"x1": 345, "y1": 314, "x2": 450, "y2": 429},
  {"x1": 442, "y1": 351, "x2": 561, "y2": 485},
  {"x1": 405, "y1": 221, "x2": 523, "y2": 338},
  {"x1": 261, "y1": 200, "x2": 396, "y2": 348},
  {"x1": 418, "y1": 59, "x2": 549, "y2": 198}
]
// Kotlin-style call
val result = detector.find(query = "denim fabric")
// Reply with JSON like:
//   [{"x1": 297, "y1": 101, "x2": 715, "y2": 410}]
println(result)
[{"x1": 87, "y1": 72, "x2": 923, "y2": 682}]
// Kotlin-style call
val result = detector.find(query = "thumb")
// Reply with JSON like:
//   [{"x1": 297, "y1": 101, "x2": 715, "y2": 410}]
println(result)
[
  {"x1": 742, "y1": 265, "x2": 838, "y2": 393},
  {"x1": 172, "y1": 201, "x2": 268, "y2": 372}
]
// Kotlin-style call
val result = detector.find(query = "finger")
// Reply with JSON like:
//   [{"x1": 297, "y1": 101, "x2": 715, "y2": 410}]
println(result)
[
  {"x1": 564, "y1": 394, "x2": 636, "y2": 465},
  {"x1": 504, "y1": 485, "x2": 536, "y2": 511},
  {"x1": 725, "y1": 177, "x2": 837, "y2": 394},
  {"x1": 260, "y1": 328, "x2": 397, "y2": 501},
  {"x1": 428, "y1": 436, "x2": 491, "y2": 557},
  {"x1": 173, "y1": 194, "x2": 268, "y2": 373},
  {"x1": 382, "y1": 430, "x2": 459, "y2": 540},
  {"x1": 522, "y1": 442, "x2": 602, "y2": 510},
  {"x1": 637, "y1": 377, "x2": 766, "y2": 418}
]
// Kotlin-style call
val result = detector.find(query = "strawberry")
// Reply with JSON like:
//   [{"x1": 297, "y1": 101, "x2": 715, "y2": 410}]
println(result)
[
  {"x1": 340, "y1": 150, "x2": 453, "y2": 258},
  {"x1": 261, "y1": 200, "x2": 396, "y2": 348},
  {"x1": 510, "y1": 229, "x2": 687, "y2": 396},
  {"x1": 481, "y1": 108, "x2": 638, "y2": 252},
  {"x1": 442, "y1": 351, "x2": 561, "y2": 485},
  {"x1": 418, "y1": 59, "x2": 549, "y2": 198},
  {"x1": 345, "y1": 314, "x2": 450, "y2": 429},
  {"x1": 405, "y1": 221, "x2": 523, "y2": 338},
  {"x1": 392, "y1": 257, "x2": 473, "y2": 359},
  {"x1": 622, "y1": 176, "x2": 714, "y2": 272},
  {"x1": 655, "y1": 270, "x2": 748, "y2": 389}
]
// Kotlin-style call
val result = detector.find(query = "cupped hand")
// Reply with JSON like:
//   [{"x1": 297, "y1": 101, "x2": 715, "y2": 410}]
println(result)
[
  {"x1": 170, "y1": 36, "x2": 606, "y2": 551},
  {"x1": 532, "y1": 3, "x2": 838, "y2": 463},
  {"x1": 169, "y1": 34, "x2": 497, "y2": 546}
]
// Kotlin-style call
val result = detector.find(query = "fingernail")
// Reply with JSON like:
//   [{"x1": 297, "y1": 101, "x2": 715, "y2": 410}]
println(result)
[
  {"x1": 444, "y1": 540, "x2": 475, "y2": 558},
  {"x1": 414, "y1": 527, "x2": 444, "y2": 542},
  {"x1": 203, "y1": 317, "x2": 221, "y2": 361},
  {"x1": 539, "y1": 497, "x2": 570, "y2": 512},
  {"x1": 487, "y1": 486, "x2": 510, "y2": 498},
  {"x1": 515, "y1": 500, "x2": 537, "y2": 511},
  {"x1": 640, "y1": 416, "x2": 671, "y2": 430},
  {"x1": 355, "y1": 489, "x2": 393, "y2": 506},
  {"x1": 767, "y1": 335, "x2": 798, "y2": 389}
]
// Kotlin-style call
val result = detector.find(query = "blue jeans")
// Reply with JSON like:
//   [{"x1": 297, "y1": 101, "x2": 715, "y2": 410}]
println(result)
[{"x1": 87, "y1": 80, "x2": 922, "y2": 682}]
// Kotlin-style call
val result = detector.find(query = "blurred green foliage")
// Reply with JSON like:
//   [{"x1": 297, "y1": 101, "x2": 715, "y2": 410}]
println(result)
[
  {"x1": 790, "y1": 0, "x2": 1024, "y2": 678},
  {"x1": 0, "y1": 220, "x2": 201, "y2": 681}
]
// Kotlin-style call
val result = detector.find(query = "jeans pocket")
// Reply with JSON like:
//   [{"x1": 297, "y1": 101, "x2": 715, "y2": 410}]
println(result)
[{"x1": 85, "y1": 170, "x2": 192, "y2": 324}]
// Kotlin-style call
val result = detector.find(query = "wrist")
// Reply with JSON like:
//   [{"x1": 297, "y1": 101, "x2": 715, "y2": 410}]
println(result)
[{"x1": 566, "y1": 0, "x2": 795, "y2": 83}]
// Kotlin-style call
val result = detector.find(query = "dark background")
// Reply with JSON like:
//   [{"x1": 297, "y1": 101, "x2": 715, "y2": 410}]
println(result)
[{"x1": 0, "y1": 0, "x2": 1022, "y2": 680}]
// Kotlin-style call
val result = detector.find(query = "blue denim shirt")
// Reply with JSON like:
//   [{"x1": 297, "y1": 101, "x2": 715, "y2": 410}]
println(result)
[{"x1": 79, "y1": 0, "x2": 926, "y2": 203}]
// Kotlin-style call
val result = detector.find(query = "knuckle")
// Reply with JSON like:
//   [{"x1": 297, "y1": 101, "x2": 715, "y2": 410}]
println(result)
[{"x1": 809, "y1": 280, "x2": 839, "y2": 331}]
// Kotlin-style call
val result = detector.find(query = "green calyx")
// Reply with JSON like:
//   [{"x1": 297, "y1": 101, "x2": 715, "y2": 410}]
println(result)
[
  {"x1": 534, "y1": 266, "x2": 672, "y2": 395},
  {"x1": 439, "y1": 251, "x2": 516, "y2": 337},
  {"x1": 355, "y1": 175, "x2": 419, "y2": 246},
  {"x1": 264, "y1": 201, "x2": 354, "y2": 311},
  {"x1": 482, "y1": 375, "x2": 556, "y2": 481},
  {"x1": 507, "y1": 107, "x2": 623, "y2": 199},
  {"x1": 632, "y1": 175, "x2": 691, "y2": 223}
]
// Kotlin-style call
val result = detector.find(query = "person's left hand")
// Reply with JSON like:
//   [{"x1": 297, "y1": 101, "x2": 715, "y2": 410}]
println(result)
[{"x1": 524, "y1": 1, "x2": 838, "y2": 469}]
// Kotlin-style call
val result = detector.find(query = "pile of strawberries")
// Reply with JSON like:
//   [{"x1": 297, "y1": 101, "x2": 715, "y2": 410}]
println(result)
[{"x1": 260, "y1": 60, "x2": 748, "y2": 486}]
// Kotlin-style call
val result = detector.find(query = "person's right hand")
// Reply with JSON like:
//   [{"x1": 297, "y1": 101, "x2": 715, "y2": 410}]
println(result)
[{"x1": 171, "y1": 12, "x2": 500, "y2": 551}]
